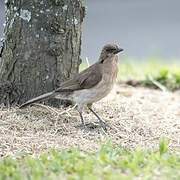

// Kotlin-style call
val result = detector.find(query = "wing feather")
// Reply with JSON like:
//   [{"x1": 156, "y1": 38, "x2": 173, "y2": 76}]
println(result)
[{"x1": 55, "y1": 63, "x2": 102, "y2": 92}]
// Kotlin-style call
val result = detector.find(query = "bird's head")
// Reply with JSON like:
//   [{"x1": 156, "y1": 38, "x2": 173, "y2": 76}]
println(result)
[{"x1": 99, "y1": 43, "x2": 123, "y2": 63}]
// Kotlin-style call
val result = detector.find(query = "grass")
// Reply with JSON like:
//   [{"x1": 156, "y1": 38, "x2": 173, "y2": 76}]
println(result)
[
  {"x1": 0, "y1": 139, "x2": 179, "y2": 180},
  {"x1": 80, "y1": 57, "x2": 180, "y2": 90},
  {"x1": 119, "y1": 58, "x2": 180, "y2": 91}
]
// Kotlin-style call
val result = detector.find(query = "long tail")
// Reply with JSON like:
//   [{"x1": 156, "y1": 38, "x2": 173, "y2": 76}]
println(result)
[{"x1": 19, "y1": 91, "x2": 56, "y2": 108}]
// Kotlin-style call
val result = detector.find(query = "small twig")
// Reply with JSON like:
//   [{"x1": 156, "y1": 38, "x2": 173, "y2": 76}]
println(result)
[
  {"x1": 85, "y1": 57, "x2": 90, "y2": 67},
  {"x1": 58, "y1": 104, "x2": 77, "y2": 115},
  {"x1": 148, "y1": 75, "x2": 168, "y2": 92},
  {"x1": 33, "y1": 103, "x2": 77, "y2": 116},
  {"x1": 33, "y1": 103, "x2": 60, "y2": 114}
]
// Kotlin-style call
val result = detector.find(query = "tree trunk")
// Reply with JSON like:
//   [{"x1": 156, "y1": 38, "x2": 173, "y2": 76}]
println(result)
[{"x1": 0, "y1": 0, "x2": 85, "y2": 106}]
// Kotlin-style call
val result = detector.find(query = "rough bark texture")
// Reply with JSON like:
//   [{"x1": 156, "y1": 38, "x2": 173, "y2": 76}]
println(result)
[{"x1": 0, "y1": 0, "x2": 85, "y2": 106}]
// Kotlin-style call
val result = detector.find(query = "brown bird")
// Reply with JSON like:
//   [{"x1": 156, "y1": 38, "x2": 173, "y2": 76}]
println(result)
[{"x1": 20, "y1": 43, "x2": 123, "y2": 130}]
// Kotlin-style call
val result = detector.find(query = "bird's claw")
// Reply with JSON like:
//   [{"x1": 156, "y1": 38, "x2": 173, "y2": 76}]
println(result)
[
  {"x1": 99, "y1": 121, "x2": 108, "y2": 131},
  {"x1": 77, "y1": 121, "x2": 108, "y2": 131}
]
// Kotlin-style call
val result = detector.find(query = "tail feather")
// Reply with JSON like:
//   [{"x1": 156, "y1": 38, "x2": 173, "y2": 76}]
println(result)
[{"x1": 19, "y1": 91, "x2": 56, "y2": 108}]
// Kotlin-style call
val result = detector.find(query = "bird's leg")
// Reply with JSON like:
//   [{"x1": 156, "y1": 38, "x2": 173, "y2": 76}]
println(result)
[
  {"x1": 76, "y1": 106, "x2": 85, "y2": 127},
  {"x1": 78, "y1": 110, "x2": 85, "y2": 126},
  {"x1": 87, "y1": 105, "x2": 107, "y2": 131}
]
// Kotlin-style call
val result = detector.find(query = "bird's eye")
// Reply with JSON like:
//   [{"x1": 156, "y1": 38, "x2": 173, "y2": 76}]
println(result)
[{"x1": 106, "y1": 48, "x2": 116, "y2": 52}]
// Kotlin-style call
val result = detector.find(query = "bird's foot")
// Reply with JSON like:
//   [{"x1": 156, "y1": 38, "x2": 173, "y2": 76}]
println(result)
[
  {"x1": 76, "y1": 121, "x2": 107, "y2": 131},
  {"x1": 86, "y1": 121, "x2": 108, "y2": 131},
  {"x1": 87, "y1": 106, "x2": 108, "y2": 131},
  {"x1": 81, "y1": 122, "x2": 99, "y2": 129},
  {"x1": 98, "y1": 120, "x2": 108, "y2": 132}
]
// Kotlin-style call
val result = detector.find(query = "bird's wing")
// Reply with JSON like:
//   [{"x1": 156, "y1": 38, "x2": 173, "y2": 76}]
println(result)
[{"x1": 55, "y1": 63, "x2": 102, "y2": 92}]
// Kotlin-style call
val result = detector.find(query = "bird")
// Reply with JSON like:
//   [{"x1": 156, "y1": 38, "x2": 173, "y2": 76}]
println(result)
[{"x1": 20, "y1": 43, "x2": 123, "y2": 130}]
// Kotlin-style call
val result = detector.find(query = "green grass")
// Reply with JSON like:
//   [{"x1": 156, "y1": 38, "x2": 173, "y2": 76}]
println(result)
[
  {"x1": 80, "y1": 57, "x2": 180, "y2": 90},
  {"x1": 118, "y1": 58, "x2": 180, "y2": 90},
  {"x1": 0, "y1": 139, "x2": 180, "y2": 180},
  {"x1": 118, "y1": 57, "x2": 179, "y2": 78}
]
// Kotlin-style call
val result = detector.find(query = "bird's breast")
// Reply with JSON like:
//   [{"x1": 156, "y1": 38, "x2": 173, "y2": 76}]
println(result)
[
  {"x1": 73, "y1": 61, "x2": 118, "y2": 106},
  {"x1": 102, "y1": 58, "x2": 118, "y2": 83},
  {"x1": 72, "y1": 82, "x2": 113, "y2": 106}
]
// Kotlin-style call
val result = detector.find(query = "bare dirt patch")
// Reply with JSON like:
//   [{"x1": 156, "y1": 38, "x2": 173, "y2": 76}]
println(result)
[{"x1": 0, "y1": 85, "x2": 180, "y2": 156}]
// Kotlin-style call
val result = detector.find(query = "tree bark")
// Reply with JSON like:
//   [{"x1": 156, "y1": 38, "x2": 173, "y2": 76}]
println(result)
[{"x1": 0, "y1": 0, "x2": 85, "y2": 106}]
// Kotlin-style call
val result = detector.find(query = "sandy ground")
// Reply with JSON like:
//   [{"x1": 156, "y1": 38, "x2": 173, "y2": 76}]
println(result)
[{"x1": 0, "y1": 85, "x2": 180, "y2": 157}]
